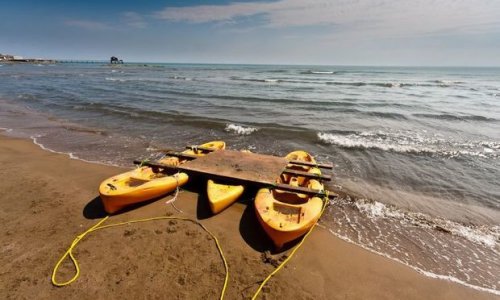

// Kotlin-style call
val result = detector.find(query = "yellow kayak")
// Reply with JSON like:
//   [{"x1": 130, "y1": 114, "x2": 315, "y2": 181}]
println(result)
[
  {"x1": 159, "y1": 141, "x2": 226, "y2": 166},
  {"x1": 206, "y1": 149, "x2": 250, "y2": 214},
  {"x1": 99, "y1": 141, "x2": 225, "y2": 214},
  {"x1": 254, "y1": 150, "x2": 324, "y2": 249},
  {"x1": 207, "y1": 179, "x2": 244, "y2": 214},
  {"x1": 99, "y1": 168, "x2": 189, "y2": 214}
]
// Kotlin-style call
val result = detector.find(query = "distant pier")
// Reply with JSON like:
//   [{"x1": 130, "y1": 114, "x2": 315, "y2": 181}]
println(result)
[
  {"x1": 57, "y1": 60, "x2": 105, "y2": 64},
  {"x1": 1, "y1": 53, "x2": 125, "y2": 65}
]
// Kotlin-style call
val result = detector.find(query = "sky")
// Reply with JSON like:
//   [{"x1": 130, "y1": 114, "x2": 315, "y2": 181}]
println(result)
[{"x1": 1, "y1": 0, "x2": 500, "y2": 66}]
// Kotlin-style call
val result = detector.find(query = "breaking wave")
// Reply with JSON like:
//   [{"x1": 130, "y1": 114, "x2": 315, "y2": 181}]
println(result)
[
  {"x1": 169, "y1": 76, "x2": 192, "y2": 81},
  {"x1": 225, "y1": 123, "x2": 258, "y2": 135},
  {"x1": 301, "y1": 70, "x2": 335, "y2": 75},
  {"x1": 230, "y1": 76, "x2": 282, "y2": 83},
  {"x1": 105, "y1": 77, "x2": 126, "y2": 82},
  {"x1": 317, "y1": 131, "x2": 500, "y2": 159},
  {"x1": 322, "y1": 195, "x2": 500, "y2": 295},
  {"x1": 324, "y1": 81, "x2": 463, "y2": 88},
  {"x1": 353, "y1": 199, "x2": 499, "y2": 248}
]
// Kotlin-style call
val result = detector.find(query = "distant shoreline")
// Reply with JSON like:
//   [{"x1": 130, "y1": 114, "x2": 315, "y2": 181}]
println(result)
[
  {"x1": 2, "y1": 59, "x2": 500, "y2": 68},
  {"x1": 1, "y1": 59, "x2": 56, "y2": 64}
]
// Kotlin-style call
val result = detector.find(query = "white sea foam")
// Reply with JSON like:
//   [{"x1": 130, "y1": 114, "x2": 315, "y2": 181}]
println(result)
[
  {"x1": 318, "y1": 132, "x2": 424, "y2": 153},
  {"x1": 231, "y1": 77, "x2": 281, "y2": 83},
  {"x1": 326, "y1": 197, "x2": 499, "y2": 292},
  {"x1": 310, "y1": 71, "x2": 334, "y2": 74},
  {"x1": 324, "y1": 227, "x2": 500, "y2": 296},
  {"x1": 386, "y1": 82, "x2": 401, "y2": 87},
  {"x1": 449, "y1": 223, "x2": 498, "y2": 248},
  {"x1": 354, "y1": 200, "x2": 405, "y2": 219},
  {"x1": 170, "y1": 76, "x2": 192, "y2": 81},
  {"x1": 434, "y1": 80, "x2": 464, "y2": 85},
  {"x1": 30, "y1": 134, "x2": 119, "y2": 167},
  {"x1": 317, "y1": 131, "x2": 499, "y2": 159},
  {"x1": 105, "y1": 77, "x2": 126, "y2": 82},
  {"x1": 353, "y1": 198, "x2": 499, "y2": 248},
  {"x1": 225, "y1": 123, "x2": 258, "y2": 135}
]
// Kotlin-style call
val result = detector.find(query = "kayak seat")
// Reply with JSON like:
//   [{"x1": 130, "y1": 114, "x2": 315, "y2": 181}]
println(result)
[
  {"x1": 273, "y1": 201, "x2": 303, "y2": 224},
  {"x1": 272, "y1": 189, "x2": 308, "y2": 205},
  {"x1": 127, "y1": 177, "x2": 149, "y2": 187}
]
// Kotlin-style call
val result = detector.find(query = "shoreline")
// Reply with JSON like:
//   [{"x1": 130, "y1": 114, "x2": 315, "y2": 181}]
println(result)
[{"x1": 0, "y1": 133, "x2": 498, "y2": 299}]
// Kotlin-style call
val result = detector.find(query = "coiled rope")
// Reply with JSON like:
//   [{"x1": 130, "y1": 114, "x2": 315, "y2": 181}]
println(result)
[
  {"x1": 51, "y1": 192, "x2": 329, "y2": 300},
  {"x1": 51, "y1": 215, "x2": 229, "y2": 300}
]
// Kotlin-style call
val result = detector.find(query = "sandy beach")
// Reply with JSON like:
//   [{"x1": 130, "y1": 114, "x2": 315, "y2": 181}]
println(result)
[{"x1": 0, "y1": 133, "x2": 497, "y2": 300}]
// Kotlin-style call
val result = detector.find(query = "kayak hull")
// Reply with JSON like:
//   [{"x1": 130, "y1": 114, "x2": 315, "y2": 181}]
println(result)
[
  {"x1": 99, "y1": 167, "x2": 188, "y2": 214},
  {"x1": 99, "y1": 141, "x2": 225, "y2": 214},
  {"x1": 159, "y1": 141, "x2": 226, "y2": 166},
  {"x1": 254, "y1": 188, "x2": 323, "y2": 248},
  {"x1": 207, "y1": 179, "x2": 244, "y2": 214},
  {"x1": 254, "y1": 150, "x2": 324, "y2": 249}
]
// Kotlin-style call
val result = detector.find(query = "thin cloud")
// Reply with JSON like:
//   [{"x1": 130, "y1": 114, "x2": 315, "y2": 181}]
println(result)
[
  {"x1": 155, "y1": 2, "x2": 271, "y2": 24},
  {"x1": 155, "y1": 0, "x2": 500, "y2": 37},
  {"x1": 64, "y1": 20, "x2": 112, "y2": 31},
  {"x1": 123, "y1": 12, "x2": 147, "y2": 29}
]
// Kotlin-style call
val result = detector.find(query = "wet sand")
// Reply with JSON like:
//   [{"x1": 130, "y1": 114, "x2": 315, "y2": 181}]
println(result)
[{"x1": 0, "y1": 133, "x2": 497, "y2": 299}]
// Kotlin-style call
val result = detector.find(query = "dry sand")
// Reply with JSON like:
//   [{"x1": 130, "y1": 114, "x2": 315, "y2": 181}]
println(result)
[{"x1": 0, "y1": 134, "x2": 497, "y2": 299}]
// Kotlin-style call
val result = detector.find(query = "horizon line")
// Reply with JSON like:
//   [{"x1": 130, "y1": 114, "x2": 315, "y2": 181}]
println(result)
[{"x1": 51, "y1": 59, "x2": 500, "y2": 68}]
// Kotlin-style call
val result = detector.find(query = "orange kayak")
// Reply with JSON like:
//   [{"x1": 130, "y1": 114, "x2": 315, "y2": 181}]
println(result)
[
  {"x1": 206, "y1": 149, "x2": 251, "y2": 214},
  {"x1": 99, "y1": 141, "x2": 225, "y2": 214},
  {"x1": 254, "y1": 150, "x2": 324, "y2": 249},
  {"x1": 207, "y1": 179, "x2": 244, "y2": 214}
]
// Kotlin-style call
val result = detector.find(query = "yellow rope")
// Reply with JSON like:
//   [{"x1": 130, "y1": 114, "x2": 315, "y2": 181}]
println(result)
[
  {"x1": 51, "y1": 215, "x2": 230, "y2": 300},
  {"x1": 251, "y1": 195, "x2": 329, "y2": 300},
  {"x1": 51, "y1": 216, "x2": 109, "y2": 287},
  {"x1": 52, "y1": 187, "x2": 330, "y2": 300}
]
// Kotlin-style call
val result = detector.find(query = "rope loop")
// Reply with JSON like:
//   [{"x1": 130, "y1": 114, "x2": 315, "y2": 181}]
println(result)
[{"x1": 51, "y1": 215, "x2": 229, "y2": 300}]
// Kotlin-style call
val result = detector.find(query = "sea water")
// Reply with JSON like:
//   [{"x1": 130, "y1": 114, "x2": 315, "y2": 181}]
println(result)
[{"x1": 0, "y1": 63, "x2": 498, "y2": 294}]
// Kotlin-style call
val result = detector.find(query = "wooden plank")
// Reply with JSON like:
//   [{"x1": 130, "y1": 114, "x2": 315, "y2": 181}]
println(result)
[
  {"x1": 132, "y1": 159, "x2": 337, "y2": 199},
  {"x1": 161, "y1": 151, "x2": 198, "y2": 159},
  {"x1": 273, "y1": 183, "x2": 337, "y2": 199},
  {"x1": 288, "y1": 160, "x2": 333, "y2": 169},
  {"x1": 282, "y1": 169, "x2": 331, "y2": 181},
  {"x1": 185, "y1": 145, "x2": 219, "y2": 152},
  {"x1": 181, "y1": 150, "x2": 289, "y2": 185}
]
